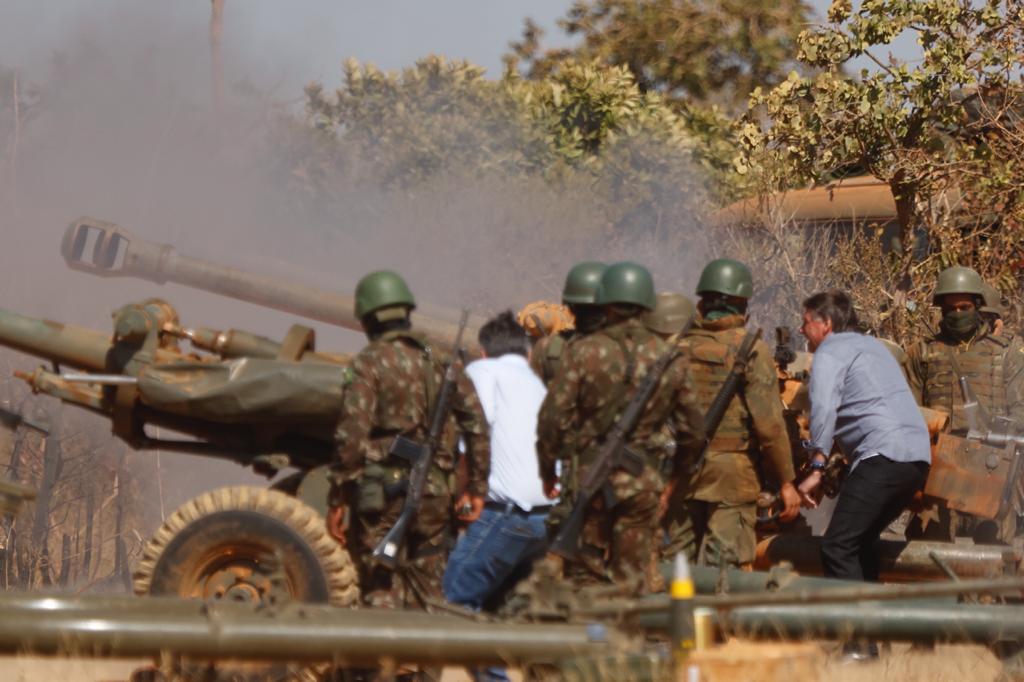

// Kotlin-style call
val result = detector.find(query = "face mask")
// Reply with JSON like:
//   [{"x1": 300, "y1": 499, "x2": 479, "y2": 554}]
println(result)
[
  {"x1": 942, "y1": 309, "x2": 981, "y2": 340},
  {"x1": 704, "y1": 302, "x2": 744, "y2": 321}
]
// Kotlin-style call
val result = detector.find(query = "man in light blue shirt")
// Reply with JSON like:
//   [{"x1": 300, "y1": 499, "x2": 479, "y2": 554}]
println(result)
[{"x1": 798, "y1": 290, "x2": 930, "y2": 586}]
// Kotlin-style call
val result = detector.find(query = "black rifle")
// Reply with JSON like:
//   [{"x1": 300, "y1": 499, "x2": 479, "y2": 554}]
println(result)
[
  {"x1": 550, "y1": 318, "x2": 694, "y2": 559},
  {"x1": 774, "y1": 326, "x2": 796, "y2": 372},
  {"x1": 372, "y1": 309, "x2": 470, "y2": 569},
  {"x1": 688, "y1": 329, "x2": 761, "y2": 475}
]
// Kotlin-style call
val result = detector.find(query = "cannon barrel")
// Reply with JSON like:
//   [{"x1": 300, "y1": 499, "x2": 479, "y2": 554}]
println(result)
[
  {"x1": 0, "y1": 307, "x2": 112, "y2": 372},
  {"x1": 63, "y1": 217, "x2": 485, "y2": 354}
]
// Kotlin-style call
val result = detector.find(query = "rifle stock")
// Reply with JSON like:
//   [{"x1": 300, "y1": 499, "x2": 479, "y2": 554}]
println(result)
[
  {"x1": 371, "y1": 309, "x2": 470, "y2": 569},
  {"x1": 550, "y1": 318, "x2": 694, "y2": 559}
]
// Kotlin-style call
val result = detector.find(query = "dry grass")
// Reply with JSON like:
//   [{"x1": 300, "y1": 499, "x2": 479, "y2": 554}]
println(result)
[
  {"x1": 688, "y1": 639, "x2": 1006, "y2": 682},
  {"x1": 821, "y1": 644, "x2": 1004, "y2": 682}
]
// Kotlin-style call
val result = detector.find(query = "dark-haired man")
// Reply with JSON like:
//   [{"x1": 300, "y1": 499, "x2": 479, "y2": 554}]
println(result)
[
  {"x1": 798, "y1": 289, "x2": 930, "y2": 585},
  {"x1": 444, "y1": 311, "x2": 551, "y2": 623}
]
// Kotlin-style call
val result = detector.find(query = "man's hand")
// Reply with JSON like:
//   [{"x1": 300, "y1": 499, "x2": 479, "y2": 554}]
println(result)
[
  {"x1": 542, "y1": 474, "x2": 560, "y2": 499},
  {"x1": 778, "y1": 481, "x2": 801, "y2": 521},
  {"x1": 455, "y1": 493, "x2": 484, "y2": 522},
  {"x1": 797, "y1": 471, "x2": 823, "y2": 509},
  {"x1": 326, "y1": 505, "x2": 348, "y2": 546}
]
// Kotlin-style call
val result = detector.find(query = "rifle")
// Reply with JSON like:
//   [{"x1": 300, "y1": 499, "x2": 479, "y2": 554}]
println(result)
[
  {"x1": 773, "y1": 326, "x2": 796, "y2": 373},
  {"x1": 688, "y1": 329, "x2": 761, "y2": 475},
  {"x1": 372, "y1": 309, "x2": 470, "y2": 569},
  {"x1": 550, "y1": 317, "x2": 694, "y2": 559}
]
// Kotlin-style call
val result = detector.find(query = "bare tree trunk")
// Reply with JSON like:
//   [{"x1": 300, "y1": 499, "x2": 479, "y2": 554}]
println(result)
[
  {"x1": 114, "y1": 451, "x2": 130, "y2": 591},
  {"x1": 81, "y1": 486, "x2": 94, "y2": 579},
  {"x1": 58, "y1": 533, "x2": 71, "y2": 587},
  {"x1": 30, "y1": 418, "x2": 62, "y2": 588},
  {"x1": 72, "y1": 501, "x2": 81, "y2": 584},
  {"x1": 210, "y1": 0, "x2": 225, "y2": 116}
]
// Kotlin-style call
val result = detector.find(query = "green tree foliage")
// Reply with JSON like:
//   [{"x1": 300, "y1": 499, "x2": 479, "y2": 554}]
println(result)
[
  {"x1": 506, "y1": 0, "x2": 813, "y2": 113},
  {"x1": 737, "y1": 0, "x2": 1024, "y2": 339},
  {"x1": 292, "y1": 55, "x2": 710, "y2": 230}
]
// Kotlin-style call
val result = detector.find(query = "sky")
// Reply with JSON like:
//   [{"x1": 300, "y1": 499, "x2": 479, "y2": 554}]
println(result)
[{"x1": 0, "y1": 1, "x2": 920, "y2": 97}]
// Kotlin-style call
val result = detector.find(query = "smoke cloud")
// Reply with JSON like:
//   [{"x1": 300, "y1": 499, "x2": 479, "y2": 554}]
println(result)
[{"x1": 0, "y1": 1, "x2": 712, "y2": 546}]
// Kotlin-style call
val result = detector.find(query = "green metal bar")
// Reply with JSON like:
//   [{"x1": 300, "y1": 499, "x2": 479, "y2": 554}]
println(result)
[
  {"x1": 726, "y1": 604, "x2": 1024, "y2": 644},
  {"x1": 0, "y1": 308, "x2": 111, "y2": 372},
  {"x1": 0, "y1": 594, "x2": 614, "y2": 665}
]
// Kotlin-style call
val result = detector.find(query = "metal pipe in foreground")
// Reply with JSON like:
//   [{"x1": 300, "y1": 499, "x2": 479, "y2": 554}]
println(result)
[
  {"x1": 580, "y1": 575, "x2": 1024, "y2": 618},
  {"x1": 755, "y1": 535, "x2": 1019, "y2": 580},
  {"x1": 0, "y1": 597, "x2": 612, "y2": 665},
  {"x1": 725, "y1": 603, "x2": 1024, "y2": 644}
]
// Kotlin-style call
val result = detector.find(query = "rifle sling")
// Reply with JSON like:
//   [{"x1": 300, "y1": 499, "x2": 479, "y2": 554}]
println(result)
[{"x1": 702, "y1": 329, "x2": 758, "y2": 446}]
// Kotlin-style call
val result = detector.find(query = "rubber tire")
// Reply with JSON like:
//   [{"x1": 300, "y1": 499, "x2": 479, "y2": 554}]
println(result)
[{"x1": 134, "y1": 486, "x2": 358, "y2": 607}]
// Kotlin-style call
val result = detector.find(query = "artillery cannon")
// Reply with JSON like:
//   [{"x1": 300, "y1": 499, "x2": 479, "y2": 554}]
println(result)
[
  {"x1": 0, "y1": 298, "x2": 360, "y2": 608},
  {"x1": 61, "y1": 216, "x2": 486, "y2": 355}
]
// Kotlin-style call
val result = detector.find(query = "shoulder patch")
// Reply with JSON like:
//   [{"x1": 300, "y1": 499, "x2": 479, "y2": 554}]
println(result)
[{"x1": 341, "y1": 366, "x2": 355, "y2": 386}]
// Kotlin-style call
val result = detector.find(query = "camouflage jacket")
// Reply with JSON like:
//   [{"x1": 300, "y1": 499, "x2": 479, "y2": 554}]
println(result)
[
  {"x1": 905, "y1": 330, "x2": 1024, "y2": 434},
  {"x1": 536, "y1": 317, "x2": 704, "y2": 491},
  {"x1": 334, "y1": 329, "x2": 491, "y2": 496},
  {"x1": 681, "y1": 315, "x2": 795, "y2": 504},
  {"x1": 529, "y1": 331, "x2": 574, "y2": 386}
]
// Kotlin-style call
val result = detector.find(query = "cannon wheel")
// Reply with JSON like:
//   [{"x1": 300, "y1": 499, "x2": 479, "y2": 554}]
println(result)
[{"x1": 133, "y1": 486, "x2": 358, "y2": 607}]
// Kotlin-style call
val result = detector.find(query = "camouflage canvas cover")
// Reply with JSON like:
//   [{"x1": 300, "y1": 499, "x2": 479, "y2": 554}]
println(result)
[{"x1": 137, "y1": 358, "x2": 344, "y2": 425}]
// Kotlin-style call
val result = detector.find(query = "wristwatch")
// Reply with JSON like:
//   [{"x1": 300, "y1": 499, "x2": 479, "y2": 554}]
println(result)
[{"x1": 808, "y1": 458, "x2": 827, "y2": 472}]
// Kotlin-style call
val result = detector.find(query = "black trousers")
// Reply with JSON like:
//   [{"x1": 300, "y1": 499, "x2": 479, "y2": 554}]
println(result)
[{"x1": 821, "y1": 455, "x2": 930, "y2": 581}]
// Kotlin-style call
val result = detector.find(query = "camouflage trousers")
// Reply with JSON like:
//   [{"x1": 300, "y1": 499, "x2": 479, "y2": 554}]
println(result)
[
  {"x1": 662, "y1": 497, "x2": 756, "y2": 568},
  {"x1": 554, "y1": 469, "x2": 664, "y2": 595},
  {"x1": 349, "y1": 493, "x2": 452, "y2": 609}
]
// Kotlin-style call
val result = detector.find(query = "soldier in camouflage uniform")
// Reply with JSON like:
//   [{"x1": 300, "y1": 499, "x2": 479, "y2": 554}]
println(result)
[
  {"x1": 536, "y1": 262, "x2": 704, "y2": 595},
  {"x1": 905, "y1": 266, "x2": 1024, "y2": 543},
  {"x1": 661, "y1": 259, "x2": 800, "y2": 568},
  {"x1": 980, "y1": 282, "x2": 1008, "y2": 337},
  {"x1": 530, "y1": 262, "x2": 607, "y2": 385},
  {"x1": 332, "y1": 271, "x2": 491, "y2": 608}
]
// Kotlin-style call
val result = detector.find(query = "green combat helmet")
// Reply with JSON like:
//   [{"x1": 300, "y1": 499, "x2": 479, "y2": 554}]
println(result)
[
  {"x1": 696, "y1": 258, "x2": 753, "y2": 299},
  {"x1": 644, "y1": 292, "x2": 696, "y2": 335},
  {"x1": 932, "y1": 266, "x2": 984, "y2": 303},
  {"x1": 562, "y1": 262, "x2": 607, "y2": 305},
  {"x1": 594, "y1": 262, "x2": 657, "y2": 311},
  {"x1": 354, "y1": 270, "x2": 416, "y2": 321}
]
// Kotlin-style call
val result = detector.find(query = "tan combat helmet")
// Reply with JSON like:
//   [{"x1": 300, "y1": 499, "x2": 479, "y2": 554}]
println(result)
[{"x1": 643, "y1": 292, "x2": 696, "y2": 336}]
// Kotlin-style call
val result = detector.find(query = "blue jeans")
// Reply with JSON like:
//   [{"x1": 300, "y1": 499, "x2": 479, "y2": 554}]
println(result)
[{"x1": 443, "y1": 505, "x2": 549, "y2": 682}]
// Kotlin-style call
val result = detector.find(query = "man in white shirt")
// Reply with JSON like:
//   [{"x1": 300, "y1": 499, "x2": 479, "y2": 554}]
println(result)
[{"x1": 444, "y1": 311, "x2": 551, "y2": 625}]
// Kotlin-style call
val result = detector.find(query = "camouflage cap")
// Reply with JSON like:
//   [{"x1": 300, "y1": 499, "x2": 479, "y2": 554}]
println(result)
[{"x1": 517, "y1": 300, "x2": 575, "y2": 338}]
